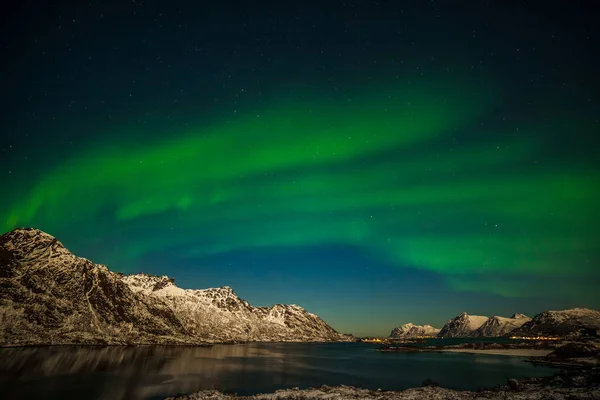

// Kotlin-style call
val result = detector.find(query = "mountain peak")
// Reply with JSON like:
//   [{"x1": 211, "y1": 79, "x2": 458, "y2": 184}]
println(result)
[
  {"x1": 0, "y1": 227, "x2": 80, "y2": 270},
  {"x1": 389, "y1": 322, "x2": 440, "y2": 338},
  {"x1": 1, "y1": 227, "x2": 65, "y2": 248},
  {"x1": 512, "y1": 308, "x2": 600, "y2": 337},
  {"x1": 0, "y1": 228, "x2": 348, "y2": 345},
  {"x1": 4, "y1": 227, "x2": 49, "y2": 236},
  {"x1": 438, "y1": 312, "x2": 488, "y2": 338},
  {"x1": 472, "y1": 314, "x2": 531, "y2": 337}
]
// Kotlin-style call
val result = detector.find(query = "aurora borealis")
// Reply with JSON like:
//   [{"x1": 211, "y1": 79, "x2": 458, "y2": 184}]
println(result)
[{"x1": 1, "y1": 1, "x2": 599, "y2": 335}]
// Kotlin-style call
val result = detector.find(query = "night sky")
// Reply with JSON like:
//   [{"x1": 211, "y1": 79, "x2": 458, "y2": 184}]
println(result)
[{"x1": 1, "y1": 1, "x2": 599, "y2": 336}]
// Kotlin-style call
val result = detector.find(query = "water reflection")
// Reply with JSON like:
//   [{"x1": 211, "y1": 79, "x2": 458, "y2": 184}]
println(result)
[
  {"x1": 0, "y1": 343, "x2": 557, "y2": 400},
  {"x1": 0, "y1": 345, "x2": 291, "y2": 400}
]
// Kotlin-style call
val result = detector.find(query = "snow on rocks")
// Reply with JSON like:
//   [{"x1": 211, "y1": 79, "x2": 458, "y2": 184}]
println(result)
[
  {"x1": 389, "y1": 323, "x2": 440, "y2": 338},
  {"x1": 0, "y1": 228, "x2": 348, "y2": 346},
  {"x1": 165, "y1": 378, "x2": 600, "y2": 400},
  {"x1": 513, "y1": 308, "x2": 600, "y2": 337},
  {"x1": 472, "y1": 314, "x2": 531, "y2": 337},
  {"x1": 438, "y1": 313, "x2": 489, "y2": 338}
]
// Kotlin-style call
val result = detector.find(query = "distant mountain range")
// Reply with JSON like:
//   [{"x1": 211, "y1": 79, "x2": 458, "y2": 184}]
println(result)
[
  {"x1": 512, "y1": 308, "x2": 600, "y2": 337},
  {"x1": 389, "y1": 323, "x2": 440, "y2": 338},
  {"x1": 2, "y1": 228, "x2": 599, "y2": 346},
  {"x1": 473, "y1": 313, "x2": 531, "y2": 337},
  {"x1": 437, "y1": 312, "x2": 531, "y2": 338},
  {"x1": 391, "y1": 309, "x2": 600, "y2": 339},
  {"x1": 0, "y1": 228, "x2": 349, "y2": 346}
]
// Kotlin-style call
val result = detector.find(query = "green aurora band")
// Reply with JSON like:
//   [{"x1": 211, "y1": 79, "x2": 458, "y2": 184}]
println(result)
[{"x1": 3, "y1": 78, "x2": 599, "y2": 301}]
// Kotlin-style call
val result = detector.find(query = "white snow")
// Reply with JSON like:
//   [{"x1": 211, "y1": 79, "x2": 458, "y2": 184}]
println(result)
[
  {"x1": 472, "y1": 314, "x2": 532, "y2": 337},
  {"x1": 465, "y1": 314, "x2": 489, "y2": 330},
  {"x1": 120, "y1": 274, "x2": 346, "y2": 342},
  {"x1": 390, "y1": 323, "x2": 440, "y2": 338},
  {"x1": 0, "y1": 228, "x2": 349, "y2": 345}
]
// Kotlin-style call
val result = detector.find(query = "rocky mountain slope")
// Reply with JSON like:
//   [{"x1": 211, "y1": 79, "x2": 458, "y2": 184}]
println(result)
[
  {"x1": 472, "y1": 313, "x2": 531, "y2": 337},
  {"x1": 389, "y1": 323, "x2": 440, "y2": 338},
  {"x1": 0, "y1": 228, "x2": 347, "y2": 346},
  {"x1": 437, "y1": 308, "x2": 600, "y2": 338},
  {"x1": 512, "y1": 308, "x2": 600, "y2": 337},
  {"x1": 121, "y1": 274, "x2": 345, "y2": 342},
  {"x1": 437, "y1": 312, "x2": 489, "y2": 338}
]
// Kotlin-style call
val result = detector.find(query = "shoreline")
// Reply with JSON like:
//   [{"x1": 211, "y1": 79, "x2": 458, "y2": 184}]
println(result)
[
  {"x1": 0, "y1": 343, "x2": 214, "y2": 349},
  {"x1": 163, "y1": 342, "x2": 600, "y2": 399},
  {"x1": 378, "y1": 340, "x2": 600, "y2": 363},
  {"x1": 441, "y1": 348, "x2": 554, "y2": 357},
  {"x1": 377, "y1": 340, "x2": 565, "y2": 356},
  {"x1": 0, "y1": 339, "x2": 355, "y2": 349},
  {"x1": 165, "y1": 367, "x2": 600, "y2": 399},
  {"x1": 2, "y1": 340, "x2": 598, "y2": 399}
]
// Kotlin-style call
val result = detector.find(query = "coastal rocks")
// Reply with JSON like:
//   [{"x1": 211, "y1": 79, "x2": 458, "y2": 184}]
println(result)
[
  {"x1": 0, "y1": 228, "x2": 347, "y2": 346},
  {"x1": 530, "y1": 343, "x2": 600, "y2": 368},
  {"x1": 166, "y1": 385, "x2": 473, "y2": 400},
  {"x1": 549, "y1": 343, "x2": 600, "y2": 359},
  {"x1": 165, "y1": 371, "x2": 600, "y2": 399},
  {"x1": 389, "y1": 323, "x2": 440, "y2": 338},
  {"x1": 377, "y1": 340, "x2": 561, "y2": 355},
  {"x1": 378, "y1": 345, "x2": 433, "y2": 353},
  {"x1": 507, "y1": 378, "x2": 520, "y2": 390}
]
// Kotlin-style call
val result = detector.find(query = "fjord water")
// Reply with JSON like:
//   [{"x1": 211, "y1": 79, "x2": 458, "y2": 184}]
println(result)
[{"x1": 0, "y1": 342, "x2": 556, "y2": 400}]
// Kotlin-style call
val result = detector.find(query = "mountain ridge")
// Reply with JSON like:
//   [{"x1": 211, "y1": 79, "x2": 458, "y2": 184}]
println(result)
[
  {"x1": 389, "y1": 323, "x2": 440, "y2": 338},
  {"x1": 472, "y1": 314, "x2": 531, "y2": 337},
  {"x1": 419, "y1": 309, "x2": 599, "y2": 338},
  {"x1": 0, "y1": 228, "x2": 349, "y2": 346},
  {"x1": 437, "y1": 312, "x2": 489, "y2": 338},
  {"x1": 511, "y1": 308, "x2": 600, "y2": 337}
]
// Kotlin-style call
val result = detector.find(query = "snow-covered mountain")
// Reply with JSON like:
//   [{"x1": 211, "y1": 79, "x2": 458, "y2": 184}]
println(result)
[
  {"x1": 0, "y1": 228, "x2": 348, "y2": 346},
  {"x1": 121, "y1": 274, "x2": 345, "y2": 342},
  {"x1": 389, "y1": 323, "x2": 440, "y2": 338},
  {"x1": 437, "y1": 312, "x2": 489, "y2": 337},
  {"x1": 512, "y1": 308, "x2": 600, "y2": 337},
  {"x1": 471, "y1": 313, "x2": 531, "y2": 337}
]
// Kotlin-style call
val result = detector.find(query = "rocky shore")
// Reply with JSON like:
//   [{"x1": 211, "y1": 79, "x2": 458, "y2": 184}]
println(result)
[
  {"x1": 376, "y1": 341, "x2": 559, "y2": 358},
  {"x1": 166, "y1": 343, "x2": 600, "y2": 399},
  {"x1": 529, "y1": 343, "x2": 600, "y2": 368},
  {"x1": 378, "y1": 340, "x2": 600, "y2": 362},
  {"x1": 166, "y1": 368, "x2": 600, "y2": 399},
  {"x1": 378, "y1": 340, "x2": 563, "y2": 353}
]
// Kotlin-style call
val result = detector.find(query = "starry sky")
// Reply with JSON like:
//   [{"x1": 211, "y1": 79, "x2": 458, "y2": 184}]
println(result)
[{"x1": 1, "y1": 1, "x2": 599, "y2": 336}]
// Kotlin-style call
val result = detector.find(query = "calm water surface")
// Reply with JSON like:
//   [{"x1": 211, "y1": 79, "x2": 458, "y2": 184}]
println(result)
[{"x1": 0, "y1": 342, "x2": 557, "y2": 400}]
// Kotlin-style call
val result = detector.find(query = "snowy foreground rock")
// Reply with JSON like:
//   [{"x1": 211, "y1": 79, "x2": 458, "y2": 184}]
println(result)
[
  {"x1": 166, "y1": 347, "x2": 600, "y2": 399},
  {"x1": 0, "y1": 228, "x2": 349, "y2": 346},
  {"x1": 166, "y1": 379, "x2": 600, "y2": 400}
]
